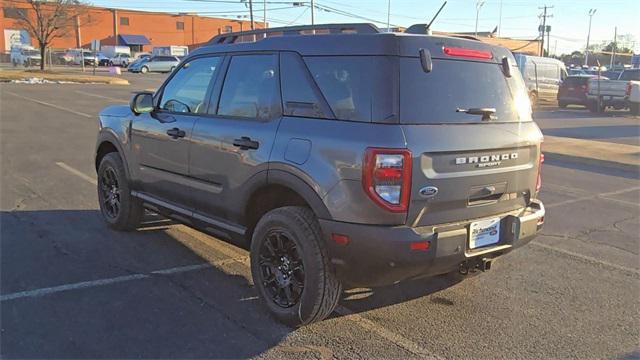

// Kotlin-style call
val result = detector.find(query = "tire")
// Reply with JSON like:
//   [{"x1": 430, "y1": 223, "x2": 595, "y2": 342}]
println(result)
[
  {"x1": 97, "y1": 153, "x2": 143, "y2": 231},
  {"x1": 140, "y1": 66, "x2": 149, "y2": 74},
  {"x1": 170, "y1": 66, "x2": 176, "y2": 72},
  {"x1": 250, "y1": 206, "x2": 342, "y2": 327},
  {"x1": 630, "y1": 103, "x2": 639, "y2": 116},
  {"x1": 558, "y1": 101, "x2": 567, "y2": 108},
  {"x1": 588, "y1": 101, "x2": 599, "y2": 113}
]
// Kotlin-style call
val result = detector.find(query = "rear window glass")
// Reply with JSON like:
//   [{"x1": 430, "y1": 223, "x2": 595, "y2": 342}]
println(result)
[
  {"x1": 619, "y1": 71, "x2": 640, "y2": 81},
  {"x1": 564, "y1": 77, "x2": 589, "y2": 86},
  {"x1": 400, "y1": 58, "x2": 531, "y2": 124},
  {"x1": 304, "y1": 56, "x2": 396, "y2": 122}
]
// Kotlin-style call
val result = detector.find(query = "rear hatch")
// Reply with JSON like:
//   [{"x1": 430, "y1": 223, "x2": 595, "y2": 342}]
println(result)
[
  {"x1": 559, "y1": 76, "x2": 589, "y2": 100},
  {"x1": 398, "y1": 39, "x2": 542, "y2": 227}
]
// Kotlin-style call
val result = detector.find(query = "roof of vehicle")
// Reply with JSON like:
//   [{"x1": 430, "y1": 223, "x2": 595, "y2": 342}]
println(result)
[{"x1": 190, "y1": 23, "x2": 513, "y2": 62}]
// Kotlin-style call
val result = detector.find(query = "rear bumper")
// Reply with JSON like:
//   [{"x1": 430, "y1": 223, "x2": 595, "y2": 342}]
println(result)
[{"x1": 320, "y1": 200, "x2": 545, "y2": 287}]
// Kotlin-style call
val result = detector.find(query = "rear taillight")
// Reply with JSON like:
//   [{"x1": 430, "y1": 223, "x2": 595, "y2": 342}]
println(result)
[
  {"x1": 443, "y1": 47, "x2": 493, "y2": 60},
  {"x1": 363, "y1": 148, "x2": 412, "y2": 213},
  {"x1": 536, "y1": 153, "x2": 544, "y2": 193},
  {"x1": 626, "y1": 82, "x2": 632, "y2": 97},
  {"x1": 581, "y1": 84, "x2": 588, "y2": 93}
]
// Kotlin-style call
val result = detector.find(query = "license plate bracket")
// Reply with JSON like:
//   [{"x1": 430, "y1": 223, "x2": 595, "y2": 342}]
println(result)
[{"x1": 469, "y1": 217, "x2": 501, "y2": 249}]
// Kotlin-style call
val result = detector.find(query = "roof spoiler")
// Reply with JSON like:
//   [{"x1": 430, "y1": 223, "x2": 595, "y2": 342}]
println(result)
[{"x1": 207, "y1": 23, "x2": 381, "y2": 45}]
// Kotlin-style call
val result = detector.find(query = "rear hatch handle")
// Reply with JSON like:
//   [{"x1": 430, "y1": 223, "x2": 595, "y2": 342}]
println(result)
[{"x1": 456, "y1": 107, "x2": 497, "y2": 121}]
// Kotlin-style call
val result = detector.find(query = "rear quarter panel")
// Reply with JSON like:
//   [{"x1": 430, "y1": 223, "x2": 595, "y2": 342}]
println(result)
[{"x1": 270, "y1": 117, "x2": 408, "y2": 225}]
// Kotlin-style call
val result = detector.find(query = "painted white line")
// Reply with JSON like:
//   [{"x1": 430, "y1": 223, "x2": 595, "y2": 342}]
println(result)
[
  {"x1": 335, "y1": 305, "x2": 440, "y2": 359},
  {"x1": 546, "y1": 186, "x2": 640, "y2": 209},
  {"x1": 55, "y1": 162, "x2": 97, "y2": 185},
  {"x1": 75, "y1": 90, "x2": 128, "y2": 103},
  {"x1": 5, "y1": 91, "x2": 92, "y2": 118},
  {"x1": 531, "y1": 242, "x2": 639, "y2": 276}
]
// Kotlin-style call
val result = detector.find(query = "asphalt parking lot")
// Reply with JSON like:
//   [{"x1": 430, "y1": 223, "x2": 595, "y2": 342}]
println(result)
[{"x1": 1, "y1": 73, "x2": 639, "y2": 359}]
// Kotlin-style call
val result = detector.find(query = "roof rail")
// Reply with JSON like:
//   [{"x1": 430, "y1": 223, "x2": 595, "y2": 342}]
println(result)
[{"x1": 208, "y1": 23, "x2": 381, "y2": 45}]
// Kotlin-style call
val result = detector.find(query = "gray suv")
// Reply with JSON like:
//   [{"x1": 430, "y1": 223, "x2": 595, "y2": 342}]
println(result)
[{"x1": 95, "y1": 24, "x2": 545, "y2": 326}]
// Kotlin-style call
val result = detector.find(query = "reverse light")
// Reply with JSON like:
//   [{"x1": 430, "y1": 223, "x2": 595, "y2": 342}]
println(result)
[
  {"x1": 443, "y1": 47, "x2": 493, "y2": 60},
  {"x1": 536, "y1": 153, "x2": 544, "y2": 193},
  {"x1": 363, "y1": 148, "x2": 412, "y2": 213}
]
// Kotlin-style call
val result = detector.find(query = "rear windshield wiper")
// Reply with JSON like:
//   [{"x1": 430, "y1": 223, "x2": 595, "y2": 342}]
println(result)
[{"x1": 456, "y1": 107, "x2": 497, "y2": 121}]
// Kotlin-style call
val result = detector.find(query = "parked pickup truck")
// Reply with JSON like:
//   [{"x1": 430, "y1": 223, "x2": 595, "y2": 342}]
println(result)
[{"x1": 587, "y1": 69, "x2": 640, "y2": 113}]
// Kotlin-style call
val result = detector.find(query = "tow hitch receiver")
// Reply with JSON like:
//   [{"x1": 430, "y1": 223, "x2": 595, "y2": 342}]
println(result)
[{"x1": 459, "y1": 258, "x2": 493, "y2": 275}]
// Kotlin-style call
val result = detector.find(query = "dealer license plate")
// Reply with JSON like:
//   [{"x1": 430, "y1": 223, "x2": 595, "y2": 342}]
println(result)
[{"x1": 469, "y1": 217, "x2": 501, "y2": 249}]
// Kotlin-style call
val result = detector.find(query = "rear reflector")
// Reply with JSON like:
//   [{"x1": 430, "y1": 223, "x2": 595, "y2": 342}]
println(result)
[
  {"x1": 443, "y1": 47, "x2": 493, "y2": 60},
  {"x1": 410, "y1": 241, "x2": 430, "y2": 251},
  {"x1": 536, "y1": 153, "x2": 544, "y2": 193},
  {"x1": 331, "y1": 233, "x2": 349, "y2": 245}
]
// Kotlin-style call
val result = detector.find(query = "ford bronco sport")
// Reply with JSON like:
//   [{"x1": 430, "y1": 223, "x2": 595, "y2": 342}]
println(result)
[{"x1": 95, "y1": 23, "x2": 545, "y2": 326}]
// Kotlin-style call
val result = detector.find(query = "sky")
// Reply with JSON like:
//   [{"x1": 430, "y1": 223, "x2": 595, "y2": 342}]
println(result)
[{"x1": 90, "y1": 0, "x2": 639, "y2": 55}]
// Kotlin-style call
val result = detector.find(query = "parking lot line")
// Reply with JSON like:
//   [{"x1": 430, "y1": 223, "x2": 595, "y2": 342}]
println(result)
[
  {"x1": 531, "y1": 242, "x2": 639, "y2": 276},
  {"x1": 74, "y1": 90, "x2": 128, "y2": 103},
  {"x1": 545, "y1": 186, "x2": 640, "y2": 209},
  {"x1": 5, "y1": 91, "x2": 92, "y2": 118},
  {"x1": 55, "y1": 162, "x2": 97, "y2": 185}
]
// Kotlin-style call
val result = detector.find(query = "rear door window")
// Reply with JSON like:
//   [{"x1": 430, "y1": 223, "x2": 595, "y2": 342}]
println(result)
[
  {"x1": 400, "y1": 58, "x2": 530, "y2": 124},
  {"x1": 304, "y1": 56, "x2": 397, "y2": 122}
]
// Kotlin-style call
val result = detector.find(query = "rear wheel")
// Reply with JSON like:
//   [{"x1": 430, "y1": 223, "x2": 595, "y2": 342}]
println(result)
[
  {"x1": 140, "y1": 66, "x2": 149, "y2": 74},
  {"x1": 97, "y1": 153, "x2": 143, "y2": 231},
  {"x1": 250, "y1": 206, "x2": 342, "y2": 326}
]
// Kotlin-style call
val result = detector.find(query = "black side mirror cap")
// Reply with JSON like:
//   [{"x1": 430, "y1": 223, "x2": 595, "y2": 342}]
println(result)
[
  {"x1": 419, "y1": 48, "x2": 432, "y2": 73},
  {"x1": 130, "y1": 91, "x2": 155, "y2": 115}
]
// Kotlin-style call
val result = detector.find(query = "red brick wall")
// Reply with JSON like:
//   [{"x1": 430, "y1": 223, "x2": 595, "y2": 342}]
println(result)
[{"x1": 1, "y1": 0, "x2": 261, "y2": 52}]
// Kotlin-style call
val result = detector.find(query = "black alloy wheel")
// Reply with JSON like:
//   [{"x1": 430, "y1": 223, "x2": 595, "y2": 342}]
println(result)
[
  {"x1": 258, "y1": 229, "x2": 305, "y2": 308},
  {"x1": 99, "y1": 166, "x2": 121, "y2": 219}
]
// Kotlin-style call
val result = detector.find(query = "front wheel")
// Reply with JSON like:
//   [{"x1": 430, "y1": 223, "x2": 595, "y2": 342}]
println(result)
[
  {"x1": 250, "y1": 206, "x2": 342, "y2": 326},
  {"x1": 97, "y1": 153, "x2": 143, "y2": 231},
  {"x1": 140, "y1": 66, "x2": 149, "y2": 74}
]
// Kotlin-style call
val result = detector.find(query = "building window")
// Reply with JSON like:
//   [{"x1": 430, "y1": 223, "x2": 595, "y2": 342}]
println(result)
[
  {"x1": 3, "y1": 7, "x2": 27, "y2": 19},
  {"x1": 223, "y1": 25, "x2": 233, "y2": 33},
  {"x1": 176, "y1": 21, "x2": 184, "y2": 30},
  {"x1": 120, "y1": 17, "x2": 129, "y2": 26}
]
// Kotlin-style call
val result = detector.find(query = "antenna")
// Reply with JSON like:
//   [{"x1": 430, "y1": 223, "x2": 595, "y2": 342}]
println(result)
[{"x1": 425, "y1": 1, "x2": 447, "y2": 35}]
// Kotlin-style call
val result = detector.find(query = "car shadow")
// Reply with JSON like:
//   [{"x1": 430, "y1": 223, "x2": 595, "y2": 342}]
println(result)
[{"x1": 1, "y1": 209, "x2": 469, "y2": 358}]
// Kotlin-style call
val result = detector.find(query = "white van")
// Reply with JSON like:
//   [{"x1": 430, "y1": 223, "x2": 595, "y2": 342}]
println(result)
[
  {"x1": 10, "y1": 45, "x2": 41, "y2": 67},
  {"x1": 514, "y1": 53, "x2": 567, "y2": 104}
]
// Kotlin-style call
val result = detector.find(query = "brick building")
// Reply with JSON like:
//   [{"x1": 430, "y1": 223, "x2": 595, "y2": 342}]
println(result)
[{"x1": 1, "y1": 0, "x2": 261, "y2": 54}]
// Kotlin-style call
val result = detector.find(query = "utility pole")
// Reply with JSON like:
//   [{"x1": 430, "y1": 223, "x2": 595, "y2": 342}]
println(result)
[
  {"x1": 249, "y1": 0, "x2": 254, "y2": 30},
  {"x1": 546, "y1": 26, "x2": 551, "y2": 57},
  {"x1": 498, "y1": 0, "x2": 503, "y2": 37},
  {"x1": 538, "y1": 5, "x2": 553, "y2": 57},
  {"x1": 263, "y1": 0, "x2": 267, "y2": 28},
  {"x1": 386, "y1": 0, "x2": 391, "y2": 32},
  {"x1": 475, "y1": 0, "x2": 485, "y2": 37},
  {"x1": 310, "y1": 0, "x2": 315, "y2": 25},
  {"x1": 610, "y1": 26, "x2": 617, "y2": 69},
  {"x1": 584, "y1": 8, "x2": 596, "y2": 66}
]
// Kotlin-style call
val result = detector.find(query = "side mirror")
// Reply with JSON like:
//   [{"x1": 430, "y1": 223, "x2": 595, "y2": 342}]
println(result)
[{"x1": 130, "y1": 92, "x2": 154, "y2": 115}]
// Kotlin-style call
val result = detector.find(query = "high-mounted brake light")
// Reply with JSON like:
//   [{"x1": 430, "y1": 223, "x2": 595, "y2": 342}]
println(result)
[
  {"x1": 536, "y1": 153, "x2": 544, "y2": 193},
  {"x1": 443, "y1": 47, "x2": 493, "y2": 60},
  {"x1": 363, "y1": 148, "x2": 412, "y2": 213}
]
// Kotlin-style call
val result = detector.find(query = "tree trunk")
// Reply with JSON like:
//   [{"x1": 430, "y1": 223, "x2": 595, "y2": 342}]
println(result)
[{"x1": 39, "y1": 44, "x2": 46, "y2": 71}]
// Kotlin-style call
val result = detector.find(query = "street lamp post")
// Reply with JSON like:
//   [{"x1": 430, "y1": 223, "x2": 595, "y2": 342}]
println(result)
[
  {"x1": 475, "y1": 1, "x2": 485, "y2": 38},
  {"x1": 584, "y1": 8, "x2": 596, "y2": 67}
]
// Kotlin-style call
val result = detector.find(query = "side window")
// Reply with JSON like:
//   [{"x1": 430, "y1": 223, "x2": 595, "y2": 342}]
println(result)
[
  {"x1": 159, "y1": 56, "x2": 221, "y2": 114},
  {"x1": 281, "y1": 52, "x2": 330, "y2": 119},
  {"x1": 304, "y1": 56, "x2": 396, "y2": 122},
  {"x1": 217, "y1": 54, "x2": 281, "y2": 120}
]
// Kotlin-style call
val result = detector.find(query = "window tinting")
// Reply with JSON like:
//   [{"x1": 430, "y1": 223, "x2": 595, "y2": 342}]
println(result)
[
  {"x1": 159, "y1": 57, "x2": 220, "y2": 114},
  {"x1": 400, "y1": 58, "x2": 529, "y2": 124},
  {"x1": 217, "y1": 54, "x2": 281, "y2": 120},
  {"x1": 304, "y1": 56, "x2": 396, "y2": 122},
  {"x1": 120, "y1": 17, "x2": 129, "y2": 25},
  {"x1": 281, "y1": 52, "x2": 329, "y2": 118}
]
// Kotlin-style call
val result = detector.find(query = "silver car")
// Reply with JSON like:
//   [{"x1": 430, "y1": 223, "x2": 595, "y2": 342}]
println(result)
[{"x1": 129, "y1": 55, "x2": 180, "y2": 73}]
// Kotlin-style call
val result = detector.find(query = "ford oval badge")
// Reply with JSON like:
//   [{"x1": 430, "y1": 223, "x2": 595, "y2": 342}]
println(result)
[{"x1": 419, "y1": 186, "x2": 438, "y2": 198}]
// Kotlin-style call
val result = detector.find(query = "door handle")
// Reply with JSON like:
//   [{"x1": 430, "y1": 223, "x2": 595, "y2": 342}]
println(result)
[
  {"x1": 166, "y1": 127, "x2": 185, "y2": 139},
  {"x1": 233, "y1": 136, "x2": 259, "y2": 150}
]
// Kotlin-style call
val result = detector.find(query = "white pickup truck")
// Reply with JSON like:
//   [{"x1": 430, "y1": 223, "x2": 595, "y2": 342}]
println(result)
[{"x1": 587, "y1": 69, "x2": 640, "y2": 114}]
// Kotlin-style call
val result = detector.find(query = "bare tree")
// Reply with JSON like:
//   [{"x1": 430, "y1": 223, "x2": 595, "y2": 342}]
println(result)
[{"x1": 14, "y1": 0, "x2": 90, "y2": 70}]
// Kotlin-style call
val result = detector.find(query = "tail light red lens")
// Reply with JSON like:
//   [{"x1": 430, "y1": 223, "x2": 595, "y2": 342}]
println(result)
[
  {"x1": 536, "y1": 153, "x2": 544, "y2": 193},
  {"x1": 363, "y1": 148, "x2": 412, "y2": 213},
  {"x1": 581, "y1": 84, "x2": 588, "y2": 93},
  {"x1": 626, "y1": 82, "x2": 632, "y2": 97},
  {"x1": 443, "y1": 47, "x2": 493, "y2": 60}
]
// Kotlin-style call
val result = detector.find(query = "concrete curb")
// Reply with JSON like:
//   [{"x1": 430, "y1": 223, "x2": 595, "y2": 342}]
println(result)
[
  {"x1": 542, "y1": 135, "x2": 640, "y2": 173},
  {"x1": 0, "y1": 70, "x2": 129, "y2": 85}
]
